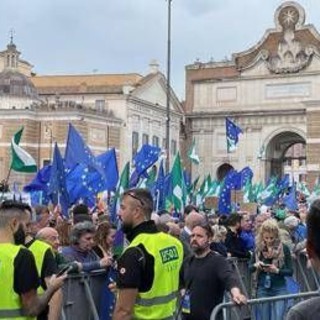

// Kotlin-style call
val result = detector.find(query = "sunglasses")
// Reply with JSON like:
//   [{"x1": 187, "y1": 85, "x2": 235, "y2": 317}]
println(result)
[{"x1": 126, "y1": 193, "x2": 145, "y2": 207}]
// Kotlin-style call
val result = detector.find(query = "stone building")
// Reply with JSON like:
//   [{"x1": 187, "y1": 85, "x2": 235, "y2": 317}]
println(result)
[
  {"x1": 0, "y1": 38, "x2": 183, "y2": 189},
  {"x1": 184, "y1": 1, "x2": 320, "y2": 187},
  {"x1": 31, "y1": 60, "x2": 183, "y2": 170},
  {"x1": 0, "y1": 40, "x2": 123, "y2": 188}
]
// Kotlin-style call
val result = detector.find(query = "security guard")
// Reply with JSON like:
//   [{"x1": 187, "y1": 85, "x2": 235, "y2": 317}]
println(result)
[
  {"x1": 0, "y1": 200, "x2": 65, "y2": 319},
  {"x1": 22, "y1": 203, "x2": 61, "y2": 320},
  {"x1": 26, "y1": 239, "x2": 54, "y2": 292},
  {"x1": 112, "y1": 188, "x2": 183, "y2": 320}
]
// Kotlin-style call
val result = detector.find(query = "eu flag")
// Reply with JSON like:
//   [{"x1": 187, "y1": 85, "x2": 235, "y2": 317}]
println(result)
[
  {"x1": 277, "y1": 174, "x2": 290, "y2": 193},
  {"x1": 133, "y1": 144, "x2": 161, "y2": 175},
  {"x1": 96, "y1": 148, "x2": 119, "y2": 191},
  {"x1": 23, "y1": 165, "x2": 52, "y2": 205},
  {"x1": 48, "y1": 143, "x2": 70, "y2": 217},
  {"x1": 130, "y1": 144, "x2": 161, "y2": 187},
  {"x1": 66, "y1": 148, "x2": 119, "y2": 205},
  {"x1": 23, "y1": 165, "x2": 52, "y2": 193},
  {"x1": 234, "y1": 167, "x2": 253, "y2": 190},
  {"x1": 218, "y1": 170, "x2": 237, "y2": 214},
  {"x1": 64, "y1": 123, "x2": 104, "y2": 176},
  {"x1": 283, "y1": 185, "x2": 298, "y2": 211},
  {"x1": 226, "y1": 118, "x2": 243, "y2": 153}
]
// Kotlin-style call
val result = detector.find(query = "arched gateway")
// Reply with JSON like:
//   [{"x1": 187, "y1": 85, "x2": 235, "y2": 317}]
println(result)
[
  {"x1": 264, "y1": 130, "x2": 306, "y2": 182},
  {"x1": 185, "y1": 1, "x2": 320, "y2": 186}
]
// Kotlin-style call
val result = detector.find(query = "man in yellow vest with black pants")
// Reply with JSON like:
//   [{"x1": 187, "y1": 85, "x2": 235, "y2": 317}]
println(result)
[
  {"x1": 112, "y1": 188, "x2": 183, "y2": 320},
  {"x1": 0, "y1": 200, "x2": 65, "y2": 319},
  {"x1": 21, "y1": 204, "x2": 62, "y2": 320}
]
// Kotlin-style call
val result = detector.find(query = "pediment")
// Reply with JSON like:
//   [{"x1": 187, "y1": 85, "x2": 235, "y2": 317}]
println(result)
[
  {"x1": 233, "y1": 1, "x2": 320, "y2": 75},
  {"x1": 131, "y1": 73, "x2": 183, "y2": 114}
]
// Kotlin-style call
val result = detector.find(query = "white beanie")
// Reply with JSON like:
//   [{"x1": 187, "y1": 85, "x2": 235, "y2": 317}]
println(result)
[
  {"x1": 284, "y1": 215, "x2": 299, "y2": 229},
  {"x1": 260, "y1": 205, "x2": 269, "y2": 215}
]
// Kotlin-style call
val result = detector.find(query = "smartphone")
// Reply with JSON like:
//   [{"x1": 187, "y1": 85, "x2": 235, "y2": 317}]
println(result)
[
  {"x1": 56, "y1": 265, "x2": 71, "y2": 277},
  {"x1": 261, "y1": 263, "x2": 271, "y2": 268}
]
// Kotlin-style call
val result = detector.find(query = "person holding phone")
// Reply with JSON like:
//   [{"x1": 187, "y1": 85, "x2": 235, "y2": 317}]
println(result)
[{"x1": 249, "y1": 219, "x2": 293, "y2": 320}]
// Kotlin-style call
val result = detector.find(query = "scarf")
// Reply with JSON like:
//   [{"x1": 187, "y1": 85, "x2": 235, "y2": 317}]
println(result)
[{"x1": 257, "y1": 240, "x2": 285, "y2": 268}]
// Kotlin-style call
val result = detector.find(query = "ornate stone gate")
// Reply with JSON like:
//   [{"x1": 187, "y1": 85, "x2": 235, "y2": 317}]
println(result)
[{"x1": 184, "y1": 1, "x2": 320, "y2": 187}]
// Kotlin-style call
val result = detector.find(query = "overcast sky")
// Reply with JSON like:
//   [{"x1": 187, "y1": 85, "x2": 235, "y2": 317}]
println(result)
[{"x1": 1, "y1": 0, "x2": 320, "y2": 99}]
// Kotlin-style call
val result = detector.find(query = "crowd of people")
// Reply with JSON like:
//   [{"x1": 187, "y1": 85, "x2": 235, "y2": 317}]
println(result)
[{"x1": 0, "y1": 188, "x2": 319, "y2": 320}]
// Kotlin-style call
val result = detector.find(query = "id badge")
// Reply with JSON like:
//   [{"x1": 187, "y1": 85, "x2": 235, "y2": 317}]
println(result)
[{"x1": 182, "y1": 292, "x2": 191, "y2": 314}]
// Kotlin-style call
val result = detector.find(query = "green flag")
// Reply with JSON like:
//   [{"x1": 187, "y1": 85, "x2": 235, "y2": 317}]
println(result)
[
  {"x1": 187, "y1": 175, "x2": 200, "y2": 195},
  {"x1": 187, "y1": 138, "x2": 200, "y2": 165},
  {"x1": 207, "y1": 179, "x2": 220, "y2": 196},
  {"x1": 243, "y1": 180, "x2": 253, "y2": 203},
  {"x1": 308, "y1": 179, "x2": 320, "y2": 203},
  {"x1": 118, "y1": 162, "x2": 130, "y2": 195},
  {"x1": 258, "y1": 177, "x2": 278, "y2": 202},
  {"x1": 297, "y1": 182, "x2": 310, "y2": 197},
  {"x1": 171, "y1": 153, "x2": 185, "y2": 212},
  {"x1": 11, "y1": 127, "x2": 37, "y2": 173}
]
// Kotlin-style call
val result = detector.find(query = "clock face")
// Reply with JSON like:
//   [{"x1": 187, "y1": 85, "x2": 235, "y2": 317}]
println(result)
[{"x1": 279, "y1": 6, "x2": 299, "y2": 29}]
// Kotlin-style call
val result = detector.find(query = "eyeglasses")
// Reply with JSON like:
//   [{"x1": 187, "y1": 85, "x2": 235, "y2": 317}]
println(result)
[{"x1": 126, "y1": 192, "x2": 145, "y2": 207}]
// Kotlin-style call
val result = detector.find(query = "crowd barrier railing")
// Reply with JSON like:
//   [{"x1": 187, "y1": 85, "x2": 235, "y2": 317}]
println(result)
[
  {"x1": 227, "y1": 258, "x2": 252, "y2": 298},
  {"x1": 294, "y1": 252, "x2": 320, "y2": 292},
  {"x1": 59, "y1": 253, "x2": 318, "y2": 319},
  {"x1": 210, "y1": 291, "x2": 320, "y2": 320},
  {"x1": 62, "y1": 270, "x2": 108, "y2": 320},
  {"x1": 227, "y1": 252, "x2": 319, "y2": 299}
]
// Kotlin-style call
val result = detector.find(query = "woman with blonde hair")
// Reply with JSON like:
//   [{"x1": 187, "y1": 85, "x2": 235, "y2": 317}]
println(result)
[
  {"x1": 249, "y1": 219, "x2": 293, "y2": 319},
  {"x1": 210, "y1": 224, "x2": 228, "y2": 257}
]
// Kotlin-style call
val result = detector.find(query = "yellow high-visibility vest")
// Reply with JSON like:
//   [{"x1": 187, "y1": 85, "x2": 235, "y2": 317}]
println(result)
[
  {"x1": 0, "y1": 243, "x2": 35, "y2": 319},
  {"x1": 28, "y1": 240, "x2": 52, "y2": 294},
  {"x1": 126, "y1": 232, "x2": 183, "y2": 320}
]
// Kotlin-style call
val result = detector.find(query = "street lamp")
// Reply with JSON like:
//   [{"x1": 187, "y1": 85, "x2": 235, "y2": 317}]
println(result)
[{"x1": 165, "y1": 0, "x2": 172, "y2": 173}]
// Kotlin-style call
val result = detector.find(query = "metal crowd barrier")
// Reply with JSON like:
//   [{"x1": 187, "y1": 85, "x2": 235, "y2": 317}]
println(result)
[
  {"x1": 59, "y1": 253, "x2": 319, "y2": 320},
  {"x1": 210, "y1": 291, "x2": 320, "y2": 320},
  {"x1": 62, "y1": 270, "x2": 109, "y2": 320},
  {"x1": 293, "y1": 252, "x2": 320, "y2": 292},
  {"x1": 227, "y1": 258, "x2": 252, "y2": 298},
  {"x1": 228, "y1": 252, "x2": 319, "y2": 299}
]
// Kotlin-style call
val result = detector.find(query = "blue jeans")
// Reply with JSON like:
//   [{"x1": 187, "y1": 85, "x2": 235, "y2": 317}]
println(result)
[{"x1": 256, "y1": 285, "x2": 288, "y2": 320}]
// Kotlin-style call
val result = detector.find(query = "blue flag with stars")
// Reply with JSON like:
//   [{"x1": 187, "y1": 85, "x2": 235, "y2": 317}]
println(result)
[
  {"x1": 133, "y1": 144, "x2": 161, "y2": 175},
  {"x1": 226, "y1": 118, "x2": 243, "y2": 153},
  {"x1": 218, "y1": 170, "x2": 237, "y2": 214},
  {"x1": 277, "y1": 174, "x2": 290, "y2": 193},
  {"x1": 234, "y1": 167, "x2": 253, "y2": 190},
  {"x1": 66, "y1": 148, "x2": 119, "y2": 205},
  {"x1": 23, "y1": 165, "x2": 52, "y2": 205},
  {"x1": 97, "y1": 148, "x2": 119, "y2": 191},
  {"x1": 130, "y1": 144, "x2": 161, "y2": 186},
  {"x1": 283, "y1": 185, "x2": 298, "y2": 211},
  {"x1": 48, "y1": 143, "x2": 70, "y2": 217},
  {"x1": 64, "y1": 123, "x2": 104, "y2": 176},
  {"x1": 23, "y1": 165, "x2": 52, "y2": 193}
]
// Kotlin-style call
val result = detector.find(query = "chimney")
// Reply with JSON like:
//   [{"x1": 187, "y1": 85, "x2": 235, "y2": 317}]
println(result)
[{"x1": 149, "y1": 59, "x2": 159, "y2": 74}]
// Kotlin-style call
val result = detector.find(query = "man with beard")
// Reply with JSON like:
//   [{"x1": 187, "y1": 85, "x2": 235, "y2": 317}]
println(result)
[
  {"x1": 19, "y1": 203, "x2": 61, "y2": 320},
  {"x1": 0, "y1": 200, "x2": 65, "y2": 318},
  {"x1": 180, "y1": 223, "x2": 246, "y2": 320},
  {"x1": 225, "y1": 213, "x2": 251, "y2": 258},
  {"x1": 112, "y1": 188, "x2": 183, "y2": 320}
]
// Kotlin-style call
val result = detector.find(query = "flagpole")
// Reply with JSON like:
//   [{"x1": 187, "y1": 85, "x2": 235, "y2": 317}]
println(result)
[
  {"x1": 165, "y1": 0, "x2": 172, "y2": 174},
  {"x1": 156, "y1": 190, "x2": 160, "y2": 212},
  {"x1": 5, "y1": 166, "x2": 12, "y2": 187}
]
